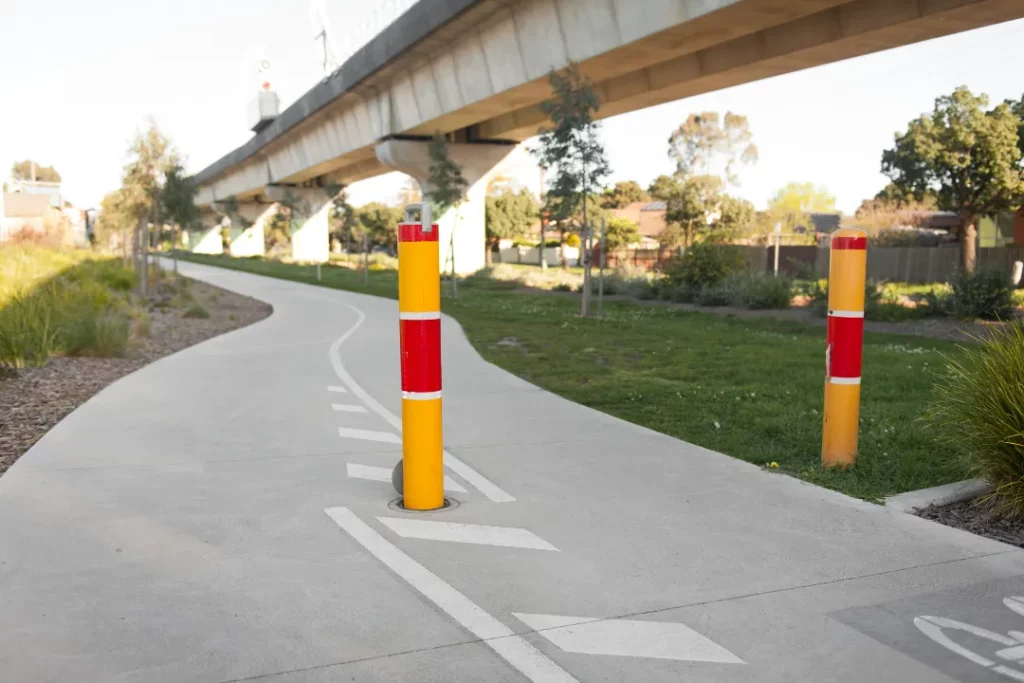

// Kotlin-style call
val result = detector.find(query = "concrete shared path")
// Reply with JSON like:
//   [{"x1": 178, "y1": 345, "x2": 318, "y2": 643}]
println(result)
[{"x1": 2, "y1": 260, "x2": 1023, "y2": 683}]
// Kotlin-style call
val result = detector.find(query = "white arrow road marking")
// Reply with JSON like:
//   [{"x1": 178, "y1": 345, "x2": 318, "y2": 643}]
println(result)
[
  {"x1": 327, "y1": 385, "x2": 348, "y2": 393},
  {"x1": 513, "y1": 614, "x2": 745, "y2": 664},
  {"x1": 346, "y1": 463, "x2": 467, "y2": 492},
  {"x1": 332, "y1": 404, "x2": 368, "y2": 413},
  {"x1": 329, "y1": 305, "x2": 515, "y2": 503},
  {"x1": 325, "y1": 507, "x2": 579, "y2": 683},
  {"x1": 377, "y1": 517, "x2": 558, "y2": 551},
  {"x1": 337, "y1": 427, "x2": 401, "y2": 444}
]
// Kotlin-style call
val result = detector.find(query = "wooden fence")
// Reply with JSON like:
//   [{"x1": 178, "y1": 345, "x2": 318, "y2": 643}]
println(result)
[{"x1": 571, "y1": 244, "x2": 1024, "y2": 283}]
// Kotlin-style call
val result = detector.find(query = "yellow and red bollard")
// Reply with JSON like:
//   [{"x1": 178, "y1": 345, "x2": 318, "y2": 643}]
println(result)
[
  {"x1": 397, "y1": 205, "x2": 445, "y2": 510},
  {"x1": 822, "y1": 228, "x2": 867, "y2": 468}
]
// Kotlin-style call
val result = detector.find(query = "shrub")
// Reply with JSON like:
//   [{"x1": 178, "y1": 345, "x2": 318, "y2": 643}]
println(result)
[
  {"x1": 565, "y1": 234, "x2": 581, "y2": 248},
  {"x1": 943, "y1": 266, "x2": 1014, "y2": 320},
  {"x1": 661, "y1": 241, "x2": 747, "y2": 289},
  {"x1": 63, "y1": 311, "x2": 130, "y2": 357},
  {"x1": 183, "y1": 303, "x2": 211, "y2": 319},
  {"x1": 599, "y1": 264, "x2": 654, "y2": 299},
  {"x1": 0, "y1": 290, "x2": 58, "y2": 368},
  {"x1": 929, "y1": 322, "x2": 1024, "y2": 518},
  {"x1": 693, "y1": 273, "x2": 792, "y2": 309}
]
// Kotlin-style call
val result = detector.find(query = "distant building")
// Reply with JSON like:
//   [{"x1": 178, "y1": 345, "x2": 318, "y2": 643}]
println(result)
[{"x1": 1, "y1": 178, "x2": 87, "y2": 246}]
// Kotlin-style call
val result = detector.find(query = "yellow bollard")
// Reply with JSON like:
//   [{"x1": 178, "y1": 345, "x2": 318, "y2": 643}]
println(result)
[
  {"x1": 822, "y1": 228, "x2": 867, "y2": 469},
  {"x1": 397, "y1": 204, "x2": 445, "y2": 510}
]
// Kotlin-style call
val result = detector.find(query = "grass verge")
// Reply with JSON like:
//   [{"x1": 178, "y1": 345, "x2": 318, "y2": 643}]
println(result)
[{"x1": 177, "y1": 252, "x2": 968, "y2": 501}]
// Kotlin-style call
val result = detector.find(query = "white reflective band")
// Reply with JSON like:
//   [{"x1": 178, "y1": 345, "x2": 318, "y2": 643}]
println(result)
[
  {"x1": 403, "y1": 391, "x2": 442, "y2": 400},
  {"x1": 828, "y1": 310, "x2": 864, "y2": 319},
  {"x1": 828, "y1": 377, "x2": 861, "y2": 385},
  {"x1": 399, "y1": 311, "x2": 441, "y2": 321}
]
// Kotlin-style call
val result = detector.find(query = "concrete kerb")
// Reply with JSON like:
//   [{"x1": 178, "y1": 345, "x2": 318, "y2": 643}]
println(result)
[{"x1": 885, "y1": 479, "x2": 992, "y2": 514}]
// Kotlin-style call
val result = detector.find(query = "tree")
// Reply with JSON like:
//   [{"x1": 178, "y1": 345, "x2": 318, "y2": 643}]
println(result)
[
  {"x1": 426, "y1": 134, "x2": 470, "y2": 296},
  {"x1": 1007, "y1": 94, "x2": 1024, "y2": 158},
  {"x1": 485, "y1": 188, "x2": 539, "y2": 263},
  {"x1": 600, "y1": 180, "x2": 649, "y2": 209},
  {"x1": 883, "y1": 86, "x2": 1024, "y2": 272},
  {"x1": 11, "y1": 160, "x2": 61, "y2": 183},
  {"x1": 663, "y1": 175, "x2": 725, "y2": 248},
  {"x1": 533, "y1": 62, "x2": 611, "y2": 314},
  {"x1": 668, "y1": 112, "x2": 757, "y2": 184},
  {"x1": 648, "y1": 174, "x2": 679, "y2": 202},
  {"x1": 95, "y1": 188, "x2": 137, "y2": 257},
  {"x1": 325, "y1": 183, "x2": 356, "y2": 251},
  {"x1": 854, "y1": 182, "x2": 938, "y2": 231},
  {"x1": 766, "y1": 182, "x2": 836, "y2": 236},
  {"x1": 355, "y1": 202, "x2": 404, "y2": 251},
  {"x1": 162, "y1": 163, "x2": 199, "y2": 241},
  {"x1": 602, "y1": 216, "x2": 640, "y2": 251}
]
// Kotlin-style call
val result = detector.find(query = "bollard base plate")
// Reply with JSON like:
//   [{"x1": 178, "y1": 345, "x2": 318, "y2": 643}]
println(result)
[{"x1": 388, "y1": 497, "x2": 459, "y2": 513}]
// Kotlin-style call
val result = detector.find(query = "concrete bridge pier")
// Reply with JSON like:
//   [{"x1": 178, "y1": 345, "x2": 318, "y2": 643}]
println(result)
[
  {"x1": 375, "y1": 139, "x2": 515, "y2": 275},
  {"x1": 226, "y1": 203, "x2": 277, "y2": 258},
  {"x1": 266, "y1": 187, "x2": 332, "y2": 264},
  {"x1": 189, "y1": 210, "x2": 228, "y2": 255}
]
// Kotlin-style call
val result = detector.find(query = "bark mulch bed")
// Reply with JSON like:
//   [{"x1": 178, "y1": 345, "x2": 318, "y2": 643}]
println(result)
[
  {"x1": 918, "y1": 497, "x2": 1024, "y2": 549},
  {"x1": 0, "y1": 278, "x2": 272, "y2": 476}
]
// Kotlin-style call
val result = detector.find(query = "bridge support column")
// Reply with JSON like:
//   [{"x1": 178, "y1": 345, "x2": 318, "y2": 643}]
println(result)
[
  {"x1": 375, "y1": 139, "x2": 515, "y2": 275},
  {"x1": 266, "y1": 187, "x2": 332, "y2": 264},
  {"x1": 228, "y1": 203, "x2": 277, "y2": 258},
  {"x1": 190, "y1": 210, "x2": 226, "y2": 255}
]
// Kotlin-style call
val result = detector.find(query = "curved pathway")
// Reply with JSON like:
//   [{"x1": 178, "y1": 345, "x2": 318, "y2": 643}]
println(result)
[{"x1": 1, "y1": 260, "x2": 1022, "y2": 683}]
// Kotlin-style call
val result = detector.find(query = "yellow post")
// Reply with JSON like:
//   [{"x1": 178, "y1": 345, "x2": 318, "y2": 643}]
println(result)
[
  {"x1": 822, "y1": 228, "x2": 867, "y2": 468},
  {"x1": 397, "y1": 204, "x2": 445, "y2": 510}
]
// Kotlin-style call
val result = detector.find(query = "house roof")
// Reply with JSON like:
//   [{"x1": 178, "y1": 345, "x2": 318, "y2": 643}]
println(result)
[{"x1": 3, "y1": 192, "x2": 53, "y2": 218}]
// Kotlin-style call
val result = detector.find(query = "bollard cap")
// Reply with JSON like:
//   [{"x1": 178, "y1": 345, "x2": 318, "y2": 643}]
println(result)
[
  {"x1": 831, "y1": 228, "x2": 867, "y2": 251},
  {"x1": 398, "y1": 223, "x2": 440, "y2": 243}
]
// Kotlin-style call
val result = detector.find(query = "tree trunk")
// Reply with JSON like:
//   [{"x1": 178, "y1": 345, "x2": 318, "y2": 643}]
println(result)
[
  {"x1": 539, "y1": 220, "x2": 547, "y2": 271},
  {"x1": 485, "y1": 239, "x2": 494, "y2": 266},
  {"x1": 961, "y1": 216, "x2": 978, "y2": 273}
]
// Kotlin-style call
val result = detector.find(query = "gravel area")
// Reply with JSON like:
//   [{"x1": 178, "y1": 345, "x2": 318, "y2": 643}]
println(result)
[
  {"x1": 0, "y1": 278, "x2": 272, "y2": 476},
  {"x1": 918, "y1": 497, "x2": 1024, "y2": 548}
]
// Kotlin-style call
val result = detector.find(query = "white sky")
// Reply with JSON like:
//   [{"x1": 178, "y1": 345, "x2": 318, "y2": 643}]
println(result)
[{"x1": 1, "y1": 1, "x2": 1021, "y2": 214}]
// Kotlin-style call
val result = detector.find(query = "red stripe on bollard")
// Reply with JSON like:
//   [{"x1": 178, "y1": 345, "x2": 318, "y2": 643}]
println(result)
[
  {"x1": 400, "y1": 318, "x2": 442, "y2": 393},
  {"x1": 831, "y1": 235, "x2": 867, "y2": 250},
  {"x1": 398, "y1": 222, "x2": 440, "y2": 243},
  {"x1": 826, "y1": 315, "x2": 864, "y2": 380}
]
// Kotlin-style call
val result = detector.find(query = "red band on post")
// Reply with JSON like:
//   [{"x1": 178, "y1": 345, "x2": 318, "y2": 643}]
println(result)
[
  {"x1": 831, "y1": 236, "x2": 867, "y2": 250},
  {"x1": 826, "y1": 316, "x2": 864, "y2": 379},
  {"x1": 398, "y1": 223, "x2": 440, "y2": 243},
  {"x1": 399, "y1": 319, "x2": 442, "y2": 393}
]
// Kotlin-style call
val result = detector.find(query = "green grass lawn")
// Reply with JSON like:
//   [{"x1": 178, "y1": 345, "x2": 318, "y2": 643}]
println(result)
[{"x1": 178, "y1": 252, "x2": 968, "y2": 501}]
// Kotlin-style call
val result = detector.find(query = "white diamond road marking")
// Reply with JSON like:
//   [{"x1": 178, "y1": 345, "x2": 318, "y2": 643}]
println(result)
[
  {"x1": 513, "y1": 613, "x2": 745, "y2": 664},
  {"x1": 327, "y1": 385, "x2": 348, "y2": 393},
  {"x1": 337, "y1": 427, "x2": 401, "y2": 444},
  {"x1": 346, "y1": 463, "x2": 467, "y2": 493},
  {"x1": 377, "y1": 517, "x2": 558, "y2": 551},
  {"x1": 325, "y1": 507, "x2": 579, "y2": 683},
  {"x1": 332, "y1": 404, "x2": 368, "y2": 413}
]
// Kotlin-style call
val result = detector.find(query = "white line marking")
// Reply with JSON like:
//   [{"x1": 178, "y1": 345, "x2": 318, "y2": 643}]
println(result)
[
  {"x1": 828, "y1": 310, "x2": 864, "y2": 318},
  {"x1": 327, "y1": 385, "x2": 348, "y2": 393},
  {"x1": 325, "y1": 507, "x2": 578, "y2": 683},
  {"x1": 377, "y1": 517, "x2": 558, "y2": 551},
  {"x1": 513, "y1": 614, "x2": 745, "y2": 664},
  {"x1": 332, "y1": 404, "x2": 369, "y2": 413},
  {"x1": 827, "y1": 376, "x2": 861, "y2": 385},
  {"x1": 338, "y1": 427, "x2": 402, "y2": 444},
  {"x1": 402, "y1": 391, "x2": 442, "y2": 400},
  {"x1": 346, "y1": 463, "x2": 467, "y2": 492},
  {"x1": 330, "y1": 305, "x2": 515, "y2": 503},
  {"x1": 399, "y1": 311, "x2": 441, "y2": 320}
]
